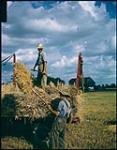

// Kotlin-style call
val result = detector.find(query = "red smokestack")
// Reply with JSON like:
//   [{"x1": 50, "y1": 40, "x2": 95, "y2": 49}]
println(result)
[{"x1": 76, "y1": 53, "x2": 83, "y2": 90}]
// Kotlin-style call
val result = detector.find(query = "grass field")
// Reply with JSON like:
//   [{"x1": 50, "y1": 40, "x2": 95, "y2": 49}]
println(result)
[
  {"x1": 1, "y1": 91, "x2": 116, "y2": 149},
  {"x1": 65, "y1": 91, "x2": 116, "y2": 149}
]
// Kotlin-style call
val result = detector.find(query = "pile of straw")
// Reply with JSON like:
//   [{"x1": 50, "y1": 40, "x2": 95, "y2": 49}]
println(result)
[
  {"x1": 1, "y1": 88, "x2": 52, "y2": 119},
  {"x1": 15, "y1": 63, "x2": 33, "y2": 94},
  {"x1": 1, "y1": 62, "x2": 84, "y2": 121},
  {"x1": 1, "y1": 83, "x2": 15, "y2": 98}
]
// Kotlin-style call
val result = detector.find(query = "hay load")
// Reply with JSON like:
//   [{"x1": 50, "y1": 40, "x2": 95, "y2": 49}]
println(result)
[
  {"x1": 69, "y1": 86, "x2": 85, "y2": 121},
  {"x1": 45, "y1": 86, "x2": 59, "y2": 95},
  {"x1": 1, "y1": 85, "x2": 82, "y2": 120},
  {"x1": 1, "y1": 62, "x2": 83, "y2": 120},
  {"x1": 2, "y1": 62, "x2": 50, "y2": 119},
  {"x1": 15, "y1": 63, "x2": 33, "y2": 94},
  {"x1": 1, "y1": 83, "x2": 15, "y2": 98},
  {"x1": 45, "y1": 86, "x2": 60, "y2": 100},
  {"x1": 1, "y1": 62, "x2": 51, "y2": 119},
  {"x1": 1, "y1": 88, "x2": 54, "y2": 119}
]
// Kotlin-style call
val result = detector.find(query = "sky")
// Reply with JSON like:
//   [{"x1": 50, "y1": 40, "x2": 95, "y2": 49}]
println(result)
[{"x1": 2, "y1": 1, "x2": 116, "y2": 84}]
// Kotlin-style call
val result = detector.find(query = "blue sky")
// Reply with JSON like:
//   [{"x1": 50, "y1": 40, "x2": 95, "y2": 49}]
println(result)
[{"x1": 2, "y1": 1, "x2": 116, "y2": 84}]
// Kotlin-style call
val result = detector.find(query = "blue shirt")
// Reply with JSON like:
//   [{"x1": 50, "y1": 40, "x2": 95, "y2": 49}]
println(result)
[{"x1": 57, "y1": 98, "x2": 71, "y2": 118}]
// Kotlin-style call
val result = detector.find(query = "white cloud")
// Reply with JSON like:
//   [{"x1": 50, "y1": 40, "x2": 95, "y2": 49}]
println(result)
[
  {"x1": 2, "y1": 34, "x2": 15, "y2": 46},
  {"x1": 25, "y1": 18, "x2": 78, "y2": 33},
  {"x1": 2, "y1": 1, "x2": 116, "y2": 84},
  {"x1": 25, "y1": 18, "x2": 63, "y2": 32},
  {"x1": 15, "y1": 48, "x2": 36, "y2": 62},
  {"x1": 74, "y1": 44, "x2": 86, "y2": 53},
  {"x1": 2, "y1": 52, "x2": 13, "y2": 61},
  {"x1": 2, "y1": 48, "x2": 37, "y2": 64},
  {"x1": 79, "y1": 1, "x2": 97, "y2": 18},
  {"x1": 1, "y1": 32, "x2": 48, "y2": 51},
  {"x1": 84, "y1": 55, "x2": 116, "y2": 84},
  {"x1": 51, "y1": 56, "x2": 77, "y2": 68},
  {"x1": 78, "y1": 1, "x2": 106, "y2": 21},
  {"x1": 97, "y1": 42, "x2": 108, "y2": 53}
]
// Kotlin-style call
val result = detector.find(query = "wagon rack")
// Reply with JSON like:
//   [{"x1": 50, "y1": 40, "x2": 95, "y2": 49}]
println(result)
[
  {"x1": 2, "y1": 53, "x2": 16, "y2": 86},
  {"x1": 1, "y1": 53, "x2": 83, "y2": 123}
]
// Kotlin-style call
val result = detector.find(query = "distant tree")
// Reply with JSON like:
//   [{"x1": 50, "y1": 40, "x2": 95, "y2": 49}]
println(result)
[
  {"x1": 94, "y1": 84, "x2": 101, "y2": 91},
  {"x1": 110, "y1": 83, "x2": 116, "y2": 88},
  {"x1": 105, "y1": 84, "x2": 109, "y2": 88},
  {"x1": 69, "y1": 77, "x2": 96, "y2": 91},
  {"x1": 32, "y1": 75, "x2": 65, "y2": 87},
  {"x1": 84, "y1": 77, "x2": 95, "y2": 91},
  {"x1": 101, "y1": 84, "x2": 105, "y2": 90},
  {"x1": 47, "y1": 76, "x2": 65, "y2": 86},
  {"x1": 69, "y1": 78, "x2": 76, "y2": 85}
]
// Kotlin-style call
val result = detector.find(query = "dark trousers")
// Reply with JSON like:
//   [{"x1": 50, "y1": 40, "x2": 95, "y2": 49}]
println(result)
[
  {"x1": 48, "y1": 116, "x2": 66, "y2": 149},
  {"x1": 37, "y1": 71, "x2": 42, "y2": 85}
]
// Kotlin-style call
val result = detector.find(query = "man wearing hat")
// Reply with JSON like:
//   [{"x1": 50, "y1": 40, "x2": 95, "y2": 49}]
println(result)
[
  {"x1": 47, "y1": 91, "x2": 72, "y2": 149},
  {"x1": 33, "y1": 43, "x2": 47, "y2": 88}
]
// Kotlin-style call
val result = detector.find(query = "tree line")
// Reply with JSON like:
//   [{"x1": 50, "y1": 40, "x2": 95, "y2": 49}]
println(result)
[
  {"x1": 29, "y1": 75, "x2": 116, "y2": 92},
  {"x1": 69, "y1": 77, "x2": 116, "y2": 92}
]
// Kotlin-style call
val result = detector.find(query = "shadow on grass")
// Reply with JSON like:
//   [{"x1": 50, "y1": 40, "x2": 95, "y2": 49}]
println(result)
[
  {"x1": 103, "y1": 120, "x2": 117, "y2": 125},
  {"x1": 1, "y1": 116, "x2": 55, "y2": 149}
]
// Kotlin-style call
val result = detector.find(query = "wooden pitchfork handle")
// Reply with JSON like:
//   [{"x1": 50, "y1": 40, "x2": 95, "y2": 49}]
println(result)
[{"x1": 32, "y1": 88, "x2": 59, "y2": 116}]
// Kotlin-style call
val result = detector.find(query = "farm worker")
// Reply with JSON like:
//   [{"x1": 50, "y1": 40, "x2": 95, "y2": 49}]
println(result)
[
  {"x1": 47, "y1": 91, "x2": 72, "y2": 149},
  {"x1": 33, "y1": 43, "x2": 47, "y2": 89}
]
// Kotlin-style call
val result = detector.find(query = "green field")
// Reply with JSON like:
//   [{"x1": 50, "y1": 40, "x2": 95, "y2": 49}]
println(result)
[{"x1": 65, "y1": 91, "x2": 116, "y2": 149}]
